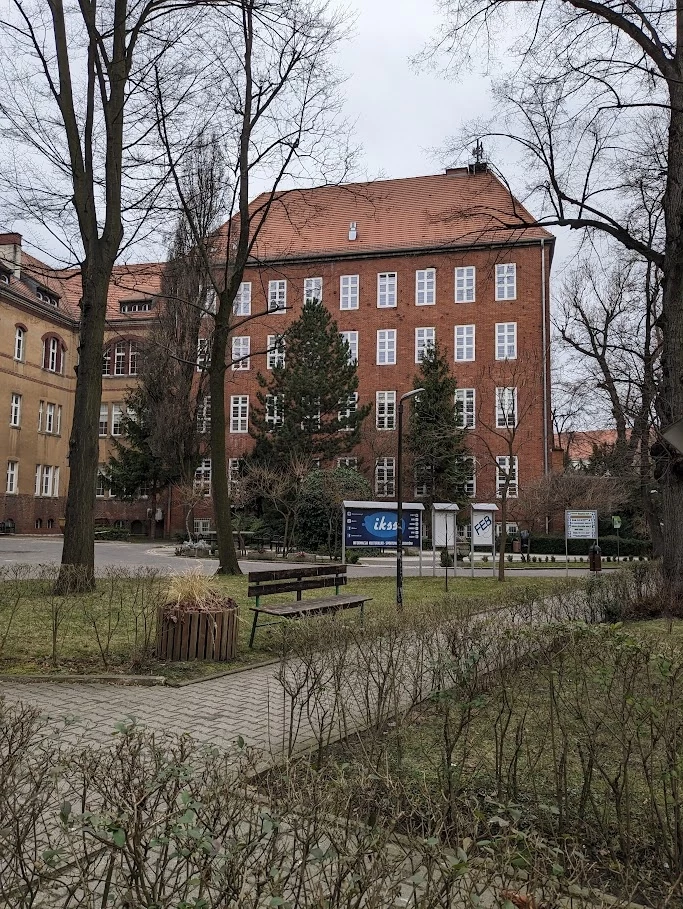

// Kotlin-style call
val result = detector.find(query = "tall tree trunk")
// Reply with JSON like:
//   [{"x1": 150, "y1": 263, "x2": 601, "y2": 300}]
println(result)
[
  {"x1": 58, "y1": 260, "x2": 111, "y2": 591},
  {"x1": 209, "y1": 311, "x2": 241, "y2": 575},
  {"x1": 658, "y1": 81, "x2": 683, "y2": 605}
]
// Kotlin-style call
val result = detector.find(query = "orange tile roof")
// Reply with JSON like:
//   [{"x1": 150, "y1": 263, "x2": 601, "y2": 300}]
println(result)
[
  {"x1": 215, "y1": 169, "x2": 554, "y2": 262},
  {"x1": 556, "y1": 430, "x2": 623, "y2": 462}
]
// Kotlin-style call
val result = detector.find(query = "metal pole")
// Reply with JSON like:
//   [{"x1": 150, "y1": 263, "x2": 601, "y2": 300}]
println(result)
[
  {"x1": 396, "y1": 399, "x2": 404, "y2": 609},
  {"x1": 452, "y1": 513, "x2": 457, "y2": 578},
  {"x1": 419, "y1": 515, "x2": 423, "y2": 577},
  {"x1": 432, "y1": 508, "x2": 436, "y2": 577},
  {"x1": 470, "y1": 510, "x2": 474, "y2": 580},
  {"x1": 341, "y1": 504, "x2": 346, "y2": 565}
]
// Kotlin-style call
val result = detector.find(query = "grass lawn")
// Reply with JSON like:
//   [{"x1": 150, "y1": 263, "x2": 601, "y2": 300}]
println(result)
[{"x1": 0, "y1": 573, "x2": 566, "y2": 681}]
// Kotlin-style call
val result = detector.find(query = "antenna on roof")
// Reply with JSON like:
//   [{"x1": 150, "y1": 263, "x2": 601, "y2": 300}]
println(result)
[{"x1": 468, "y1": 140, "x2": 488, "y2": 175}]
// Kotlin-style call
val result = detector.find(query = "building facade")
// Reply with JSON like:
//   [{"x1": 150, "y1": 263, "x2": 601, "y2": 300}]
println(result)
[{"x1": 0, "y1": 166, "x2": 555, "y2": 536}]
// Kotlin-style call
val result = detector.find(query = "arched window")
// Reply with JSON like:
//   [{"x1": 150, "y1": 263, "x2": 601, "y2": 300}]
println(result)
[
  {"x1": 102, "y1": 339, "x2": 140, "y2": 377},
  {"x1": 14, "y1": 325, "x2": 25, "y2": 361},
  {"x1": 41, "y1": 334, "x2": 66, "y2": 374}
]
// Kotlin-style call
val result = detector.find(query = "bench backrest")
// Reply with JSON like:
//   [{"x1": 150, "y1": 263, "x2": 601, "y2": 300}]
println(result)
[{"x1": 248, "y1": 564, "x2": 347, "y2": 604}]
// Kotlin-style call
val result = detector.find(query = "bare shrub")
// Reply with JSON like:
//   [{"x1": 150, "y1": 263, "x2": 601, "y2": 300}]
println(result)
[{"x1": 0, "y1": 564, "x2": 31, "y2": 658}]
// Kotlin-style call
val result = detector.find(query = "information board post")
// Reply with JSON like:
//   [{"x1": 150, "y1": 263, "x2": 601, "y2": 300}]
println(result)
[
  {"x1": 565, "y1": 510, "x2": 599, "y2": 579},
  {"x1": 470, "y1": 503, "x2": 498, "y2": 580}
]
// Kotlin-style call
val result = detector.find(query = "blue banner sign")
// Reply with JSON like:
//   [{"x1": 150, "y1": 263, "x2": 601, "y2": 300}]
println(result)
[{"x1": 345, "y1": 507, "x2": 421, "y2": 548}]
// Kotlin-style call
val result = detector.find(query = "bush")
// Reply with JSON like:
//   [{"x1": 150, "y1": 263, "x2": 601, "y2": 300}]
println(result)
[
  {"x1": 529, "y1": 533, "x2": 650, "y2": 557},
  {"x1": 345, "y1": 550, "x2": 360, "y2": 564},
  {"x1": 440, "y1": 549, "x2": 454, "y2": 567}
]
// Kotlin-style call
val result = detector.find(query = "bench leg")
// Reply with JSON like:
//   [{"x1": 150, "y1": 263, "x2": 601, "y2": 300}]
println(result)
[
  {"x1": 249, "y1": 611, "x2": 260, "y2": 649},
  {"x1": 360, "y1": 601, "x2": 365, "y2": 628}
]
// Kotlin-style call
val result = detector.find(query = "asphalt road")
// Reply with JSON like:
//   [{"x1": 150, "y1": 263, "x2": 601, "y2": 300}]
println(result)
[{"x1": 0, "y1": 536, "x2": 607, "y2": 578}]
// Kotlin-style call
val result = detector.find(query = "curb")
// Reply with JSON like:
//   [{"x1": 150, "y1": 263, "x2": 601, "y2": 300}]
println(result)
[
  {"x1": 0, "y1": 674, "x2": 167, "y2": 686},
  {"x1": 164, "y1": 657, "x2": 280, "y2": 687}
]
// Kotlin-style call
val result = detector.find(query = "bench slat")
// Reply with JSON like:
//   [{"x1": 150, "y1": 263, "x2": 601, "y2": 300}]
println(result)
[
  {"x1": 247, "y1": 575, "x2": 346, "y2": 599},
  {"x1": 251, "y1": 594, "x2": 371, "y2": 618},
  {"x1": 248, "y1": 564, "x2": 347, "y2": 583}
]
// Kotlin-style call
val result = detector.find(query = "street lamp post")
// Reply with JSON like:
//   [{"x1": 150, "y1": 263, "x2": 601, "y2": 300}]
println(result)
[{"x1": 397, "y1": 387, "x2": 424, "y2": 609}]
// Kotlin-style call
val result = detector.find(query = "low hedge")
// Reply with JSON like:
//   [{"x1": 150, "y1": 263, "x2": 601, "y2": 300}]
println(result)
[{"x1": 529, "y1": 534, "x2": 650, "y2": 557}]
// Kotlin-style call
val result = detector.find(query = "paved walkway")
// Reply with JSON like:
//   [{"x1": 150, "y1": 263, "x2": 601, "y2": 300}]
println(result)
[{"x1": 0, "y1": 662, "x2": 294, "y2": 754}]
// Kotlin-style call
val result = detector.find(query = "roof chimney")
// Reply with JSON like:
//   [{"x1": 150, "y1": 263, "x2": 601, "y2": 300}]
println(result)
[{"x1": 0, "y1": 232, "x2": 22, "y2": 279}]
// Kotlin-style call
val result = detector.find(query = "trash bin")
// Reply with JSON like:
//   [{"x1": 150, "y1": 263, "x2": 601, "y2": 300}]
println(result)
[
  {"x1": 588, "y1": 543, "x2": 602, "y2": 573},
  {"x1": 512, "y1": 539, "x2": 521, "y2": 554}
]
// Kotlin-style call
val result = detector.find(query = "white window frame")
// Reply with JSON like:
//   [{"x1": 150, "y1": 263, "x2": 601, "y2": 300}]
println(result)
[
  {"x1": 455, "y1": 388, "x2": 475, "y2": 429},
  {"x1": 338, "y1": 392, "x2": 358, "y2": 427},
  {"x1": 194, "y1": 458, "x2": 212, "y2": 496},
  {"x1": 266, "y1": 335, "x2": 285, "y2": 370},
  {"x1": 45, "y1": 402, "x2": 55, "y2": 434},
  {"x1": 265, "y1": 394, "x2": 284, "y2": 429},
  {"x1": 37, "y1": 401, "x2": 43, "y2": 432},
  {"x1": 340, "y1": 330, "x2": 358, "y2": 364},
  {"x1": 496, "y1": 455, "x2": 519, "y2": 498},
  {"x1": 114, "y1": 340, "x2": 126, "y2": 376},
  {"x1": 41, "y1": 465, "x2": 52, "y2": 497},
  {"x1": 10, "y1": 393, "x2": 21, "y2": 428},
  {"x1": 495, "y1": 322, "x2": 517, "y2": 360},
  {"x1": 454, "y1": 324, "x2": 475, "y2": 362},
  {"x1": 99, "y1": 403, "x2": 108, "y2": 436},
  {"x1": 52, "y1": 467, "x2": 60, "y2": 497},
  {"x1": 375, "y1": 457, "x2": 396, "y2": 496},
  {"x1": 376, "y1": 390, "x2": 396, "y2": 430},
  {"x1": 455, "y1": 266, "x2": 476, "y2": 303},
  {"x1": 111, "y1": 404, "x2": 124, "y2": 437},
  {"x1": 47, "y1": 337, "x2": 59, "y2": 372},
  {"x1": 194, "y1": 519, "x2": 211, "y2": 535},
  {"x1": 14, "y1": 326, "x2": 24, "y2": 361},
  {"x1": 304, "y1": 277, "x2": 322, "y2": 304},
  {"x1": 230, "y1": 395, "x2": 249, "y2": 433},
  {"x1": 495, "y1": 387, "x2": 518, "y2": 429},
  {"x1": 415, "y1": 327, "x2": 435, "y2": 363},
  {"x1": 462, "y1": 456, "x2": 476, "y2": 497},
  {"x1": 129, "y1": 341, "x2": 139, "y2": 376},
  {"x1": 228, "y1": 458, "x2": 242, "y2": 490},
  {"x1": 377, "y1": 329, "x2": 397, "y2": 365},
  {"x1": 340, "y1": 274, "x2": 359, "y2": 310},
  {"x1": 6, "y1": 461, "x2": 17, "y2": 494},
  {"x1": 197, "y1": 395, "x2": 211, "y2": 433},
  {"x1": 231, "y1": 335, "x2": 250, "y2": 370},
  {"x1": 233, "y1": 282, "x2": 252, "y2": 316},
  {"x1": 377, "y1": 272, "x2": 397, "y2": 308},
  {"x1": 415, "y1": 268, "x2": 436, "y2": 306},
  {"x1": 268, "y1": 279, "x2": 287, "y2": 313},
  {"x1": 337, "y1": 457, "x2": 358, "y2": 469},
  {"x1": 197, "y1": 338, "x2": 209, "y2": 371},
  {"x1": 496, "y1": 263, "x2": 517, "y2": 301}
]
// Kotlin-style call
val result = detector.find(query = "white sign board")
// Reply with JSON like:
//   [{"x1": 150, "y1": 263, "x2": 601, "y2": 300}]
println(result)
[
  {"x1": 565, "y1": 510, "x2": 598, "y2": 540},
  {"x1": 472, "y1": 511, "x2": 494, "y2": 546}
]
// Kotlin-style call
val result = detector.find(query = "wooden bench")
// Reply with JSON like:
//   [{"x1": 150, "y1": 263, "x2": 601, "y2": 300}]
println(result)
[{"x1": 248, "y1": 564, "x2": 371, "y2": 648}]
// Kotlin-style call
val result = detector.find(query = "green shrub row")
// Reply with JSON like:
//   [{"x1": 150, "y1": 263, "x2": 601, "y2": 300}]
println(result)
[{"x1": 529, "y1": 533, "x2": 650, "y2": 557}]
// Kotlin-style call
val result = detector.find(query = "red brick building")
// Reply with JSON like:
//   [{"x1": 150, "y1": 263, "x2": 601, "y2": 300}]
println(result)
[{"x1": 0, "y1": 165, "x2": 555, "y2": 536}]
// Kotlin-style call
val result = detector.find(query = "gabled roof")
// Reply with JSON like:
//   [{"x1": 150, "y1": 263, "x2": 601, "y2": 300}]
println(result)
[{"x1": 215, "y1": 168, "x2": 554, "y2": 263}]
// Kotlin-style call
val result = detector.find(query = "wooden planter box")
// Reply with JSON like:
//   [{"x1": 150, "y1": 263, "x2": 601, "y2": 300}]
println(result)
[{"x1": 156, "y1": 605, "x2": 239, "y2": 662}]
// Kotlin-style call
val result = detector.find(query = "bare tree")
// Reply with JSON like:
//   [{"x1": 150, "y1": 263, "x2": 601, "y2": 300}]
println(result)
[
  {"x1": 156, "y1": 0, "x2": 352, "y2": 574},
  {"x1": 0, "y1": 1, "x2": 220, "y2": 587},
  {"x1": 433, "y1": 0, "x2": 683, "y2": 599},
  {"x1": 475, "y1": 353, "x2": 543, "y2": 581}
]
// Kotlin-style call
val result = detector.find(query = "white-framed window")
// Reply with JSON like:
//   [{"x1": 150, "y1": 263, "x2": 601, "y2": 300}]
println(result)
[
  {"x1": 340, "y1": 330, "x2": 358, "y2": 364},
  {"x1": 337, "y1": 457, "x2": 358, "y2": 469},
  {"x1": 377, "y1": 272, "x2": 397, "y2": 308},
  {"x1": 99, "y1": 403, "x2": 108, "y2": 436},
  {"x1": 230, "y1": 395, "x2": 249, "y2": 433},
  {"x1": 376, "y1": 390, "x2": 396, "y2": 430},
  {"x1": 461, "y1": 456, "x2": 476, "y2": 497},
  {"x1": 52, "y1": 467, "x2": 60, "y2": 497},
  {"x1": 10, "y1": 393, "x2": 21, "y2": 428},
  {"x1": 265, "y1": 394, "x2": 284, "y2": 428},
  {"x1": 120, "y1": 299, "x2": 152, "y2": 313},
  {"x1": 234, "y1": 282, "x2": 251, "y2": 316},
  {"x1": 114, "y1": 341, "x2": 126, "y2": 376},
  {"x1": 129, "y1": 341, "x2": 139, "y2": 376},
  {"x1": 102, "y1": 346, "x2": 111, "y2": 376},
  {"x1": 45, "y1": 337, "x2": 61, "y2": 373},
  {"x1": 268, "y1": 279, "x2": 287, "y2": 313},
  {"x1": 375, "y1": 457, "x2": 396, "y2": 496},
  {"x1": 415, "y1": 268, "x2": 436, "y2": 305},
  {"x1": 496, "y1": 455, "x2": 519, "y2": 498},
  {"x1": 6, "y1": 461, "x2": 17, "y2": 494},
  {"x1": 232, "y1": 335, "x2": 250, "y2": 370},
  {"x1": 45, "y1": 402, "x2": 55, "y2": 434},
  {"x1": 455, "y1": 324, "x2": 475, "y2": 361},
  {"x1": 197, "y1": 338, "x2": 209, "y2": 371},
  {"x1": 228, "y1": 458, "x2": 242, "y2": 490},
  {"x1": 377, "y1": 329, "x2": 397, "y2": 365},
  {"x1": 14, "y1": 326, "x2": 24, "y2": 361},
  {"x1": 496, "y1": 263, "x2": 517, "y2": 301},
  {"x1": 415, "y1": 470, "x2": 429, "y2": 498},
  {"x1": 495, "y1": 387, "x2": 518, "y2": 428},
  {"x1": 41, "y1": 465, "x2": 52, "y2": 497},
  {"x1": 197, "y1": 395, "x2": 211, "y2": 433},
  {"x1": 266, "y1": 335, "x2": 285, "y2": 370},
  {"x1": 496, "y1": 322, "x2": 517, "y2": 360},
  {"x1": 415, "y1": 327, "x2": 435, "y2": 363},
  {"x1": 455, "y1": 266, "x2": 476, "y2": 303},
  {"x1": 338, "y1": 392, "x2": 358, "y2": 426},
  {"x1": 111, "y1": 404, "x2": 124, "y2": 437},
  {"x1": 194, "y1": 519, "x2": 211, "y2": 535},
  {"x1": 95, "y1": 467, "x2": 107, "y2": 498},
  {"x1": 194, "y1": 458, "x2": 212, "y2": 495},
  {"x1": 57, "y1": 405, "x2": 62, "y2": 435},
  {"x1": 304, "y1": 277, "x2": 322, "y2": 304},
  {"x1": 455, "y1": 388, "x2": 475, "y2": 429},
  {"x1": 496, "y1": 522, "x2": 519, "y2": 537},
  {"x1": 37, "y1": 401, "x2": 43, "y2": 432},
  {"x1": 340, "y1": 274, "x2": 359, "y2": 310}
]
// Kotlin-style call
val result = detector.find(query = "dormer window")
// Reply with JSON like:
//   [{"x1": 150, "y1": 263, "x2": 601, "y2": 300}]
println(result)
[
  {"x1": 0, "y1": 271, "x2": 9, "y2": 285},
  {"x1": 119, "y1": 299, "x2": 152, "y2": 313},
  {"x1": 36, "y1": 288, "x2": 59, "y2": 307}
]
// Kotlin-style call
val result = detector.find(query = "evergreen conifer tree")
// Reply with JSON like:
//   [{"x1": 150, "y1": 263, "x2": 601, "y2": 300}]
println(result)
[
  {"x1": 251, "y1": 299, "x2": 370, "y2": 463},
  {"x1": 407, "y1": 343, "x2": 472, "y2": 506}
]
